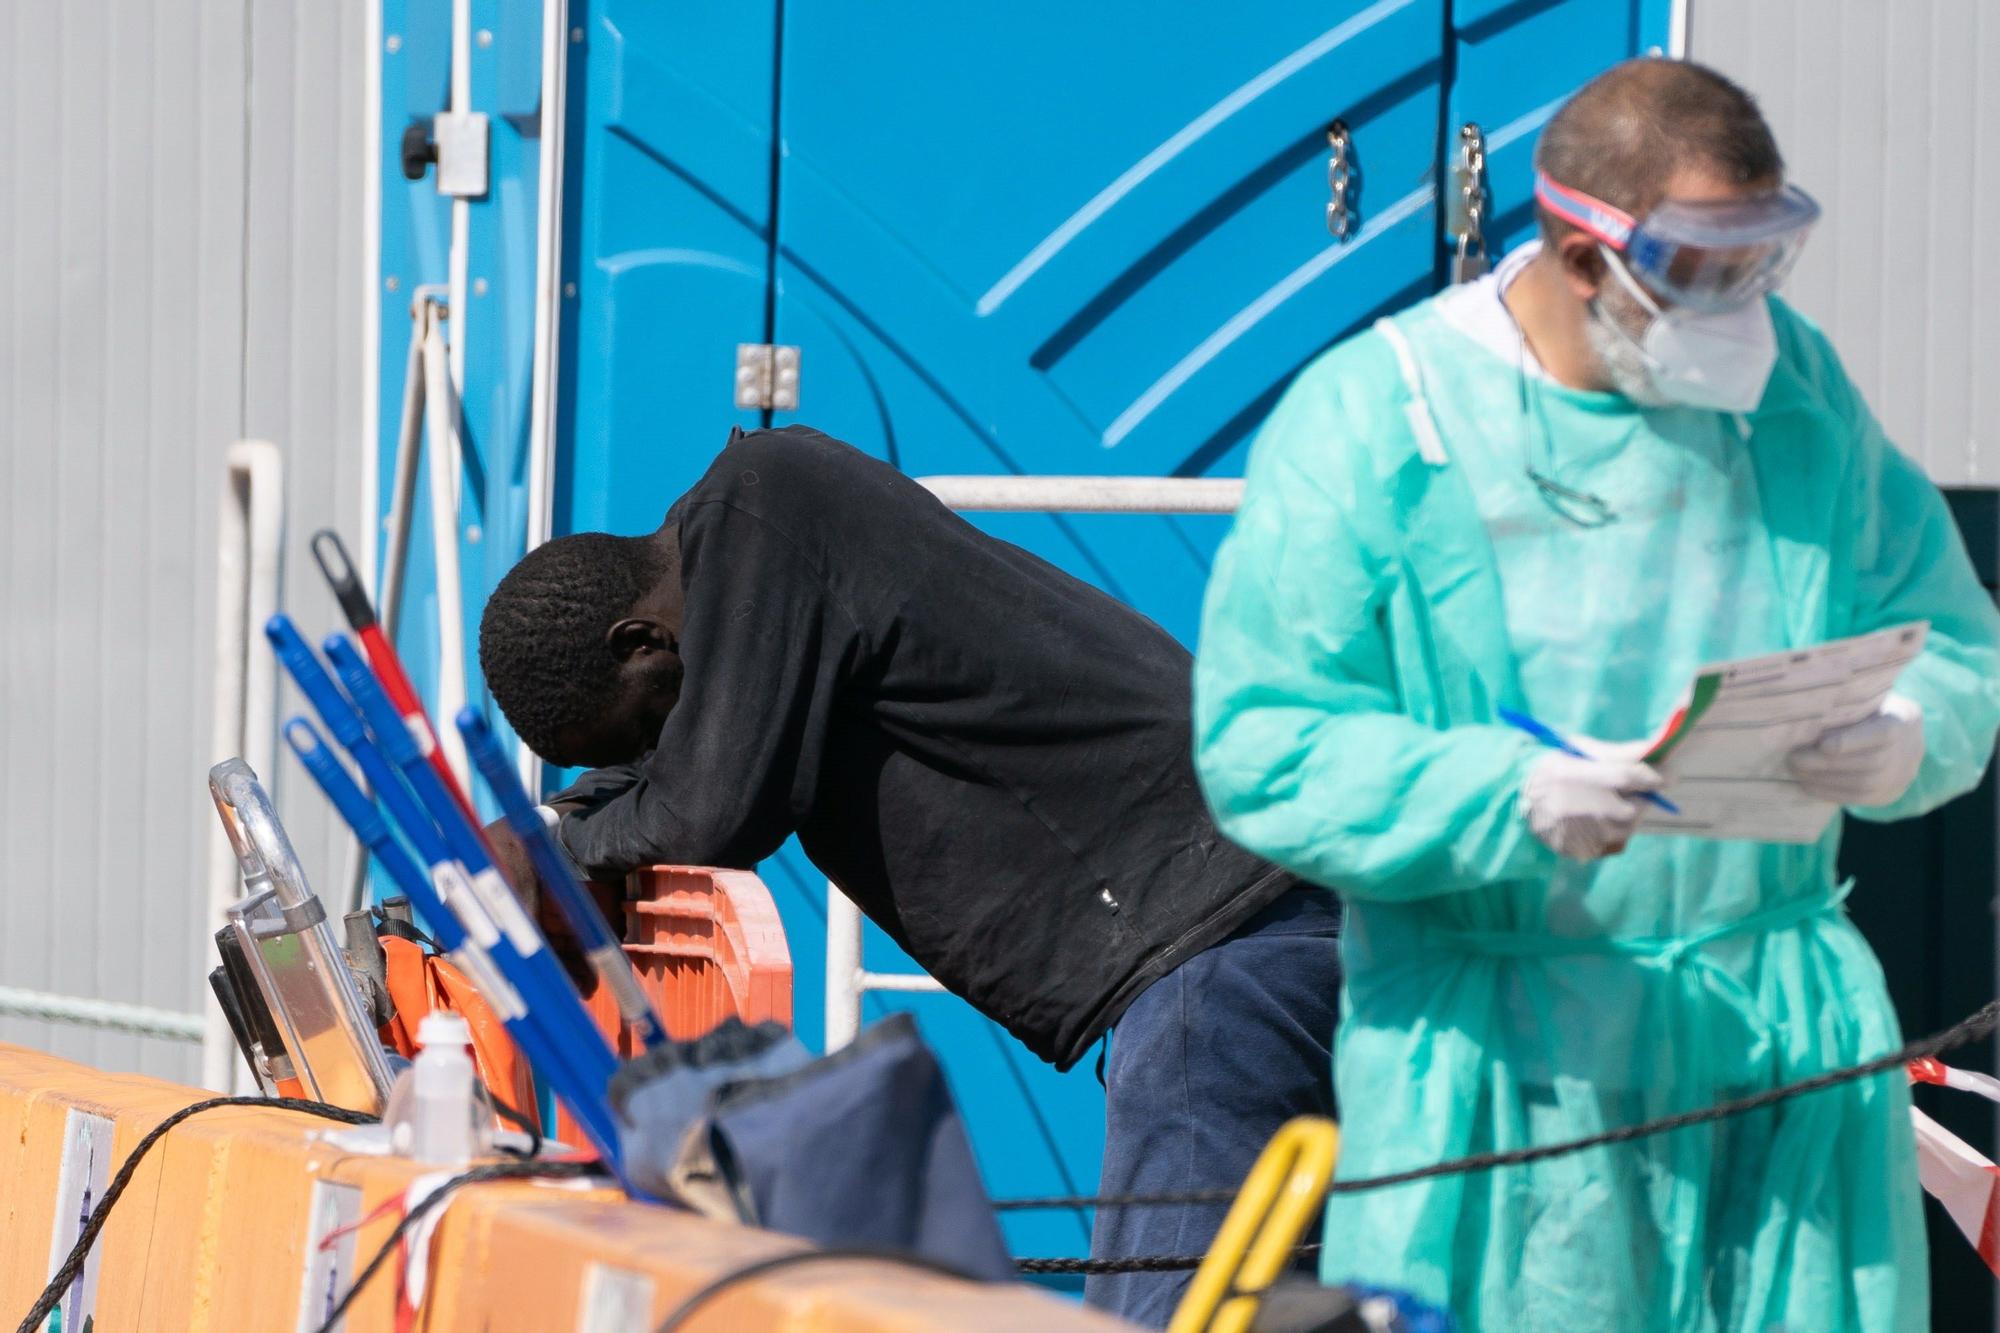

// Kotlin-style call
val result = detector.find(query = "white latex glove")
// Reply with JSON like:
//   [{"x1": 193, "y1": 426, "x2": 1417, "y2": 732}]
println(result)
[
  {"x1": 1521, "y1": 751, "x2": 1664, "y2": 861},
  {"x1": 1786, "y1": 694, "x2": 1925, "y2": 808}
]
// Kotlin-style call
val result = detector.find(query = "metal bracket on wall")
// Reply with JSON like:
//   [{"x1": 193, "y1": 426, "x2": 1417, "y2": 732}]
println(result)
[
  {"x1": 734, "y1": 344, "x2": 802, "y2": 411},
  {"x1": 433, "y1": 112, "x2": 490, "y2": 198}
]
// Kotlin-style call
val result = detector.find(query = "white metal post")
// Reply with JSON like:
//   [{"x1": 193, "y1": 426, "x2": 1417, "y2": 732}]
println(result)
[
  {"x1": 823, "y1": 883, "x2": 865, "y2": 1050},
  {"x1": 202, "y1": 439, "x2": 285, "y2": 1090},
  {"x1": 420, "y1": 305, "x2": 473, "y2": 788},
  {"x1": 519, "y1": 0, "x2": 571, "y2": 800}
]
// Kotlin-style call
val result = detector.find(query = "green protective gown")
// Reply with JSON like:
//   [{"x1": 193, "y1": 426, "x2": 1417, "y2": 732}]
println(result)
[{"x1": 1193, "y1": 293, "x2": 2000, "y2": 1331}]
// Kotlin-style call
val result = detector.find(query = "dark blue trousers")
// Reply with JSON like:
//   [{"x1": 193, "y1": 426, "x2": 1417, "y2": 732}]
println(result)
[{"x1": 1085, "y1": 886, "x2": 1343, "y2": 1326}]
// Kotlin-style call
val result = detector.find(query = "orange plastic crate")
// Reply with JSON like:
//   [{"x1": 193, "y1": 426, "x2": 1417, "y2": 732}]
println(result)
[{"x1": 559, "y1": 865, "x2": 795, "y2": 1145}]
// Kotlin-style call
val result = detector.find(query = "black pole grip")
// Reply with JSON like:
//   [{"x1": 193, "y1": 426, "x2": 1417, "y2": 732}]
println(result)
[{"x1": 310, "y1": 529, "x2": 378, "y2": 632}]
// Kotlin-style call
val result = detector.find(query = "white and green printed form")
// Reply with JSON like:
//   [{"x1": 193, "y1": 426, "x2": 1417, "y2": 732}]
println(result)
[{"x1": 1636, "y1": 622, "x2": 1930, "y2": 841}]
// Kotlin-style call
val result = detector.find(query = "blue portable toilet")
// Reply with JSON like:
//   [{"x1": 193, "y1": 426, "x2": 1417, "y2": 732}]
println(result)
[{"x1": 374, "y1": 0, "x2": 1674, "y2": 1271}]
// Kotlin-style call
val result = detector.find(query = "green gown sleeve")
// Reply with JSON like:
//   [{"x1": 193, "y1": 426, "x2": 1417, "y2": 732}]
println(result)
[
  {"x1": 1193, "y1": 345, "x2": 1552, "y2": 901},
  {"x1": 1807, "y1": 320, "x2": 2000, "y2": 821}
]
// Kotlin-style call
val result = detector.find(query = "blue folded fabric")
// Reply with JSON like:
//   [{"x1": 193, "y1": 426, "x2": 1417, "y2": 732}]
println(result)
[{"x1": 612, "y1": 1013, "x2": 1012, "y2": 1281}]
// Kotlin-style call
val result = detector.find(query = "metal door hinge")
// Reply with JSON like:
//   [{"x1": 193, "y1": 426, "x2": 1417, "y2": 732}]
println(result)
[{"x1": 735, "y1": 344, "x2": 801, "y2": 411}]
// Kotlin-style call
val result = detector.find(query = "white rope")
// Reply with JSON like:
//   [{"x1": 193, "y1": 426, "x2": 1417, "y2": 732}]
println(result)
[{"x1": 0, "y1": 986, "x2": 206, "y2": 1042}]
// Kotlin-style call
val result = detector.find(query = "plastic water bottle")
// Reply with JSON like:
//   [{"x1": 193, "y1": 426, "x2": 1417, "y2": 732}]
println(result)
[{"x1": 384, "y1": 1012, "x2": 493, "y2": 1165}]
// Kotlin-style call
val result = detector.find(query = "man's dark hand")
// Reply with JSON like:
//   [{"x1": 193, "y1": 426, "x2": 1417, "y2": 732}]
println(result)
[
  {"x1": 483, "y1": 815, "x2": 543, "y2": 911},
  {"x1": 482, "y1": 808, "x2": 608, "y2": 996}
]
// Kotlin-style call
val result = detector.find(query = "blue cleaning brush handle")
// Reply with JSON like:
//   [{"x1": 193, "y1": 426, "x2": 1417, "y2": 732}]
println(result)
[
  {"x1": 266, "y1": 616, "x2": 458, "y2": 910},
  {"x1": 459, "y1": 709, "x2": 668, "y2": 1050},
  {"x1": 283, "y1": 716, "x2": 431, "y2": 907}
]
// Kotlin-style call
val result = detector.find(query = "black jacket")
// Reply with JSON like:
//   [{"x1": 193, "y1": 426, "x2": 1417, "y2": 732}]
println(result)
[{"x1": 554, "y1": 428, "x2": 1297, "y2": 1068}]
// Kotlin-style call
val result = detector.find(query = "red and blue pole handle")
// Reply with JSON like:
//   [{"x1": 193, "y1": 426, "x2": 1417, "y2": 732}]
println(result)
[
  {"x1": 457, "y1": 708, "x2": 668, "y2": 1051},
  {"x1": 265, "y1": 615, "x2": 629, "y2": 1173},
  {"x1": 308, "y1": 529, "x2": 480, "y2": 828}
]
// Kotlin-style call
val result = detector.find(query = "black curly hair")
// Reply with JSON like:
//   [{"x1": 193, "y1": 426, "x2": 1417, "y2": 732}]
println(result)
[{"x1": 478, "y1": 531, "x2": 673, "y2": 761}]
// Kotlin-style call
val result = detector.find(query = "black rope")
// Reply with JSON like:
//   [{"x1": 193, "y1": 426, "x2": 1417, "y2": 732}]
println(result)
[
  {"x1": 16, "y1": 1095, "x2": 379, "y2": 1333},
  {"x1": 310, "y1": 1158, "x2": 602, "y2": 1333},
  {"x1": 653, "y1": 1248, "x2": 984, "y2": 1332},
  {"x1": 1006, "y1": 999, "x2": 2000, "y2": 1274},
  {"x1": 489, "y1": 1094, "x2": 544, "y2": 1158}
]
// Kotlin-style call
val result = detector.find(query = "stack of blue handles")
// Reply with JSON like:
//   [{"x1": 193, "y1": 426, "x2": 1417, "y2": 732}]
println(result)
[{"x1": 267, "y1": 614, "x2": 670, "y2": 1195}]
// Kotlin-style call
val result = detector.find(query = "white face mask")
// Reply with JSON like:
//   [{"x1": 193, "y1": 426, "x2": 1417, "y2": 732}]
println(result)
[{"x1": 1593, "y1": 246, "x2": 1778, "y2": 412}]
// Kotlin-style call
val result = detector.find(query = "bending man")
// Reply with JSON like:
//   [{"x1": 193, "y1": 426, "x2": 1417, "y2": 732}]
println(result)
[{"x1": 477, "y1": 425, "x2": 1336, "y2": 1326}]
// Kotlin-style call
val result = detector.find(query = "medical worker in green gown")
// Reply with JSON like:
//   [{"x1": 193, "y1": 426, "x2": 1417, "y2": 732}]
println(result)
[{"x1": 1195, "y1": 58, "x2": 2000, "y2": 1331}]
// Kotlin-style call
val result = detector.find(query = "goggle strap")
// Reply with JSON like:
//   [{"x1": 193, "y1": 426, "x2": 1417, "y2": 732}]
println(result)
[{"x1": 1534, "y1": 173, "x2": 1636, "y2": 249}]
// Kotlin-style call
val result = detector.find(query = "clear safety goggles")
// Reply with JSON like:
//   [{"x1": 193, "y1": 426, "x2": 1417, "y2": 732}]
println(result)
[{"x1": 1535, "y1": 172, "x2": 1821, "y2": 314}]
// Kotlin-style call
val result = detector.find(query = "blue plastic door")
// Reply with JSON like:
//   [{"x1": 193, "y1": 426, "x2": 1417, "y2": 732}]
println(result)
[
  {"x1": 768, "y1": 0, "x2": 1449, "y2": 1262},
  {"x1": 553, "y1": 1, "x2": 777, "y2": 539}
]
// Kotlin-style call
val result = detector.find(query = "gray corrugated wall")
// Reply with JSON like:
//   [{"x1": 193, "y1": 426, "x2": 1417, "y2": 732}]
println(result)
[
  {"x1": 1691, "y1": 0, "x2": 2000, "y2": 485},
  {"x1": 0, "y1": 0, "x2": 369, "y2": 1082}
]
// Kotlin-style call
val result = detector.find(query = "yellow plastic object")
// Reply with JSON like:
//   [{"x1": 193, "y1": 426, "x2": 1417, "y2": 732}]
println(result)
[{"x1": 1168, "y1": 1116, "x2": 1340, "y2": 1333}]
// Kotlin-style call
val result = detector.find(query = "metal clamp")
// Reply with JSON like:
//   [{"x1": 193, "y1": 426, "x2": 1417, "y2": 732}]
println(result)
[
  {"x1": 1447, "y1": 122, "x2": 1490, "y2": 283},
  {"x1": 1325, "y1": 121, "x2": 1354, "y2": 240},
  {"x1": 246, "y1": 891, "x2": 329, "y2": 941}
]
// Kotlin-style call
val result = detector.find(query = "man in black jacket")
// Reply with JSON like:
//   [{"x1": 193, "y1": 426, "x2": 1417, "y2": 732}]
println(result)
[{"x1": 478, "y1": 426, "x2": 1339, "y2": 1324}]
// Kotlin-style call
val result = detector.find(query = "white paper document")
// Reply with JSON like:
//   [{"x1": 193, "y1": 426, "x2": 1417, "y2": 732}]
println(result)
[{"x1": 1636, "y1": 622, "x2": 1928, "y2": 842}]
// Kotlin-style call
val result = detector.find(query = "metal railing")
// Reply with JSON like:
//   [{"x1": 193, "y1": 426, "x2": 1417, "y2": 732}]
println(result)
[{"x1": 822, "y1": 474, "x2": 1242, "y2": 1049}]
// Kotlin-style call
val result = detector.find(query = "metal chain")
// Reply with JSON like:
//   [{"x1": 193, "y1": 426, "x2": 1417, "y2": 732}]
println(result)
[
  {"x1": 1449, "y1": 122, "x2": 1490, "y2": 282},
  {"x1": 1325, "y1": 121, "x2": 1353, "y2": 239}
]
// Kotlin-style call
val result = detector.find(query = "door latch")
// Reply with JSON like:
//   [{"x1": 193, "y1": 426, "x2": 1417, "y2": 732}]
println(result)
[
  {"x1": 400, "y1": 114, "x2": 489, "y2": 198},
  {"x1": 735, "y1": 344, "x2": 802, "y2": 411}
]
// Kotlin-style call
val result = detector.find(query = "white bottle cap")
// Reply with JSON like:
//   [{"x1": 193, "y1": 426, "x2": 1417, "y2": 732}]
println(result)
[{"x1": 416, "y1": 1011, "x2": 471, "y2": 1049}]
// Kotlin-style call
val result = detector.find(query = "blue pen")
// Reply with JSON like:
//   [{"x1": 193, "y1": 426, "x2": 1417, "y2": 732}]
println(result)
[{"x1": 1497, "y1": 707, "x2": 1682, "y2": 816}]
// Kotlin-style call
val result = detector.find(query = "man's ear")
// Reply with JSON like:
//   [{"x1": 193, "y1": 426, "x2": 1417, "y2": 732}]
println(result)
[
  {"x1": 605, "y1": 616, "x2": 673, "y2": 663},
  {"x1": 1556, "y1": 232, "x2": 1607, "y2": 303}
]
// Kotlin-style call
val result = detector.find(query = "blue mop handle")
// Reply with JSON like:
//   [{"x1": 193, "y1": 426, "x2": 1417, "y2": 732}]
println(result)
[
  {"x1": 458, "y1": 709, "x2": 668, "y2": 1050},
  {"x1": 320, "y1": 637, "x2": 622, "y2": 1090},
  {"x1": 283, "y1": 716, "x2": 432, "y2": 906},
  {"x1": 268, "y1": 617, "x2": 459, "y2": 887},
  {"x1": 267, "y1": 619, "x2": 631, "y2": 1176}
]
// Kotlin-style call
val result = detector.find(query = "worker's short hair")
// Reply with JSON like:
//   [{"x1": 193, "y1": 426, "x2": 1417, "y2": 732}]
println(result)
[
  {"x1": 478, "y1": 531, "x2": 670, "y2": 761},
  {"x1": 1534, "y1": 58, "x2": 1784, "y2": 240}
]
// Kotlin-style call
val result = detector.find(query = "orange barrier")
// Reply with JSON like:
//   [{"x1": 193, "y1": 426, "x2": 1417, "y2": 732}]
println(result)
[{"x1": 0, "y1": 1044, "x2": 1123, "y2": 1332}]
